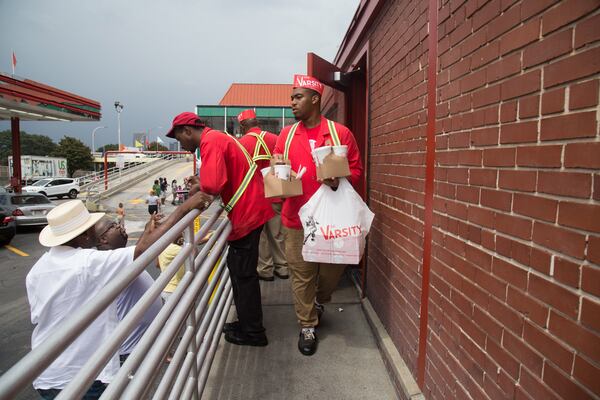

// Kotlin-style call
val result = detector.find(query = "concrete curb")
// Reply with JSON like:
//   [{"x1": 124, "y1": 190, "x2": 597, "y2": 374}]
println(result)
[{"x1": 361, "y1": 298, "x2": 425, "y2": 400}]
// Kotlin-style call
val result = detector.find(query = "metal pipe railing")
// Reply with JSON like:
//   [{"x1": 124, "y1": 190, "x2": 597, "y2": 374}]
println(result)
[
  {"x1": 54, "y1": 209, "x2": 221, "y2": 399},
  {"x1": 0, "y1": 200, "x2": 233, "y2": 400},
  {"x1": 116, "y1": 230, "x2": 232, "y2": 400},
  {"x1": 197, "y1": 291, "x2": 234, "y2": 397},
  {"x1": 98, "y1": 216, "x2": 230, "y2": 400},
  {"x1": 168, "y1": 282, "x2": 232, "y2": 400},
  {"x1": 152, "y1": 257, "x2": 229, "y2": 400}
]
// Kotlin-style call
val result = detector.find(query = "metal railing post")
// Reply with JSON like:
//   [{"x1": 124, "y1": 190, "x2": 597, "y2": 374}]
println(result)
[{"x1": 183, "y1": 220, "x2": 200, "y2": 400}]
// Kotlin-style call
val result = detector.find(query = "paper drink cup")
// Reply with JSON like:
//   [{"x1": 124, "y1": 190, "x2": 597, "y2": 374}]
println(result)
[
  {"x1": 261, "y1": 167, "x2": 271, "y2": 177},
  {"x1": 312, "y1": 146, "x2": 332, "y2": 165},
  {"x1": 274, "y1": 164, "x2": 291, "y2": 180},
  {"x1": 333, "y1": 145, "x2": 348, "y2": 157}
]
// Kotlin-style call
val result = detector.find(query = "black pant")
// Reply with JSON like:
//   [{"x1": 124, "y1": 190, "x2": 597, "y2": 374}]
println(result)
[
  {"x1": 148, "y1": 204, "x2": 158, "y2": 215},
  {"x1": 227, "y1": 225, "x2": 264, "y2": 335},
  {"x1": 37, "y1": 380, "x2": 106, "y2": 399}
]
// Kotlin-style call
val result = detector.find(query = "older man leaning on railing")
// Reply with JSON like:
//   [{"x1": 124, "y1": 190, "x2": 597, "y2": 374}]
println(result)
[{"x1": 0, "y1": 190, "x2": 234, "y2": 400}]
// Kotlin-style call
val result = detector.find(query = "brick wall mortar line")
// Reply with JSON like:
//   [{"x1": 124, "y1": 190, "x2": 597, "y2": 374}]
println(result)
[
  {"x1": 453, "y1": 42, "x2": 600, "y2": 98},
  {"x1": 430, "y1": 255, "x2": 599, "y2": 372},
  {"x1": 371, "y1": 190, "x2": 427, "y2": 212},
  {"x1": 433, "y1": 205, "x2": 599, "y2": 266},
  {"x1": 431, "y1": 226, "x2": 600, "y2": 302},
  {"x1": 369, "y1": 255, "x2": 421, "y2": 317},
  {"x1": 597, "y1": 77, "x2": 600, "y2": 133},
  {"x1": 426, "y1": 327, "x2": 480, "y2": 398},
  {"x1": 370, "y1": 221, "x2": 424, "y2": 264},
  {"x1": 440, "y1": 100, "x2": 599, "y2": 120},
  {"x1": 434, "y1": 186, "x2": 599, "y2": 219},
  {"x1": 577, "y1": 287, "x2": 584, "y2": 325}
]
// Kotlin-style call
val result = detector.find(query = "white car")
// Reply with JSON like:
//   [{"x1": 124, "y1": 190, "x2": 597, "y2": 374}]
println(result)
[{"x1": 22, "y1": 178, "x2": 80, "y2": 199}]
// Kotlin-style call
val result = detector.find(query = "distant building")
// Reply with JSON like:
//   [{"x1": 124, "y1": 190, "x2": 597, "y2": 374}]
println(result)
[
  {"x1": 168, "y1": 141, "x2": 178, "y2": 151},
  {"x1": 196, "y1": 83, "x2": 295, "y2": 137}
]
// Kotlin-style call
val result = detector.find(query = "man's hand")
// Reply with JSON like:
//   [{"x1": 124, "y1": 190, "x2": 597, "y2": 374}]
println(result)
[
  {"x1": 322, "y1": 177, "x2": 339, "y2": 189},
  {"x1": 272, "y1": 153, "x2": 285, "y2": 163},
  {"x1": 186, "y1": 191, "x2": 213, "y2": 211},
  {"x1": 134, "y1": 192, "x2": 212, "y2": 260},
  {"x1": 188, "y1": 184, "x2": 200, "y2": 197},
  {"x1": 146, "y1": 213, "x2": 163, "y2": 230},
  {"x1": 186, "y1": 176, "x2": 201, "y2": 196},
  {"x1": 187, "y1": 175, "x2": 200, "y2": 186}
]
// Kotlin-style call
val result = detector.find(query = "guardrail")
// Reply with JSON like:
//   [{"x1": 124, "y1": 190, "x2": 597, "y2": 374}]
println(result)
[
  {"x1": 0, "y1": 202, "x2": 232, "y2": 400},
  {"x1": 77, "y1": 152, "x2": 190, "y2": 190},
  {"x1": 76, "y1": 161, "x2": 147, "y2": 188},
  {"x1": 84, "y1": 153, "x2": 190, "y2": 206}
]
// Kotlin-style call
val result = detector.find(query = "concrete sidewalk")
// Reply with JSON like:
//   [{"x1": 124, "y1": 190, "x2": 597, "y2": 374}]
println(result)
[{"x1": 204, "y1": 273, "x2": 398, "y2": 400}]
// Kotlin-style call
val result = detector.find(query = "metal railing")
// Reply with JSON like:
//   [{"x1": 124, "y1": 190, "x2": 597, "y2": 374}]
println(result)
[
  {"x1": 84, "y1": 153, "x2": 189, "y2": 207},
  {"x1": 0, "y1": 202, "x2": 232, "y2": 400},
  {"x1": 79, "y1": 152, "x2": 188, "y2": 191},
  {"x1": 76, "y1": 160, "x2": 147, "y2": 188}
]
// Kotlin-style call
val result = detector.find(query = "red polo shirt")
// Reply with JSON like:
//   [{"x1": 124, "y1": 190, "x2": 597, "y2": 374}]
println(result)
[
  {"x1": 274, "y1": 116, "x2": 363, "y2": 229},
  {"x1": 239, "y1": 127, "x2": 282, "y2": 205},
  {"x1": 199, "y1": 128, "x2": 274, "y2": 241}
]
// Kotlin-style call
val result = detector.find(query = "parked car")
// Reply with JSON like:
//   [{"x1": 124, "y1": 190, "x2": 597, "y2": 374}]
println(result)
[
  {"x1": 22, "y1": 178, "x2": 80, "y2": 199},
  {"x1": 0, "y1": 205, "x2": 16, "y2": 245},
  {"x1": 0, "y1": 193, "x2": 57, "y2": 227}
]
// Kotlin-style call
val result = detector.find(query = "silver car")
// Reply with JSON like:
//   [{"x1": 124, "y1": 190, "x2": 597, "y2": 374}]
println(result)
[{"x1": 0, "y1": 193, "x2": 56, "y2": 226}]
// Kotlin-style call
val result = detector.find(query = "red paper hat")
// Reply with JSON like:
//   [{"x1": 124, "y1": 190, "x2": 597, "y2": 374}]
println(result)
[
  {"x1": 166, "y1": 112, "x2": 204, "y2": 138},
  {"x1": 237, "y1": 109, "x2": 256, "y2": 122},
  {"x1": 293, "y1": 74, "x2": 324, "y2": 95}
]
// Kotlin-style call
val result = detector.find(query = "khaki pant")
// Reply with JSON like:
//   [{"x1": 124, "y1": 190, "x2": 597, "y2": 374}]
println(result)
[
  {"x1": 257, "y1": 203, "x2": 289, "y2": 278},
  {"x1": 284, "y1": 227, "x2": 346, "y2": 327}
]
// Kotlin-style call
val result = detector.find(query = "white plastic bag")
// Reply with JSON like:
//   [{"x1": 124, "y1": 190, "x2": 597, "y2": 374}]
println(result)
[{"x1": 299, "y1": 178, "x2": 374, "y2": 264}]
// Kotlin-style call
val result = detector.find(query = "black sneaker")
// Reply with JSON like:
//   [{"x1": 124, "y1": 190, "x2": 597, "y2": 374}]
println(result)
[
  {"x1": 224, "y1": 330, "x2": 268, "y2": 347},
  {"x1": 258, "y1": 275, "x2": 275, "y2": 282},
  {"x1": 223, "y1": 321, "x2": 240, "y2": 333},
  {"x1": 298, "y1": 328, "x2": 318, "y2": 356},
  {"x1": 274, "y1": 270, "x2": 289, "y2": 279}
]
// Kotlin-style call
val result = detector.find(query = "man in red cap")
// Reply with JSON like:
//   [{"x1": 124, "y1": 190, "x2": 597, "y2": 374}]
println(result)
[
  {"x1": 237, "y1": 109, "x2": 289, "y2": 282},
  {"x1": 274, "y1": 75, "x2": 363, "y2": 356},
  {"x1": 166, "y1": 112, "x2": 274, "y2": 347}
]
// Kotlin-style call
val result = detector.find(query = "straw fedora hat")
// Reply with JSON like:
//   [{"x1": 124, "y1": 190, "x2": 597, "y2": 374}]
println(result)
[{"x1": 39, "y1": 200, "x2": 105, "y2": 247}]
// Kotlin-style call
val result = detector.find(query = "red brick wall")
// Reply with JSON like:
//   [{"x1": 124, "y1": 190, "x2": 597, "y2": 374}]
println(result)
[
  {"x1": 367, "y1": 0, "x2": 430, "y2": 376},
  {"x1": 363, "y1": 0, "x2": 600, "y2": 399}
]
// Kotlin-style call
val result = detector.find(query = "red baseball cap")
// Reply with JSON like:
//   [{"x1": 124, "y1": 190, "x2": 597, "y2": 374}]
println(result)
[
  {"x1": 166, "y1": 112, "x2": 204, "y2": 138},
  {"x1": 237, "y1": 109, "x2": 256, "y2": 122},
  {"x1": 293, "y1": 74, "x2": 324, "y2": 96}
]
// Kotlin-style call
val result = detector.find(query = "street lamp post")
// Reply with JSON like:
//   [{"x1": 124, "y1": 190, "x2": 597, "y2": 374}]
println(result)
[
  {"x1": 114, "y1": 101, "x2": 124, "y2": 150},
  {"x1": 91, "y1": 126, "x2": 107, "y2": 154}
]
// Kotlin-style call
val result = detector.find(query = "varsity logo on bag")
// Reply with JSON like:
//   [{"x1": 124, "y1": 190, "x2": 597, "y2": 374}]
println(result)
[{"x1": 319, "y1": 224, "x2": 363, "y2": 240}]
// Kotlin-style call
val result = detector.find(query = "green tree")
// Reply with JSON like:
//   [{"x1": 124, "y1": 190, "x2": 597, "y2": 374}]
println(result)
[
  {"x1": 97, "y1": 144, "x2": 119, "y2": 153},
  {"x1": 147, "y1": 142, "x2": 168, "y2": 151},
  {"x1": 0, "y1": 130, "x2": 58, "y2": 164},
  {"x1": 52, "y1": 136, "x2": 93, "y2": 176}
]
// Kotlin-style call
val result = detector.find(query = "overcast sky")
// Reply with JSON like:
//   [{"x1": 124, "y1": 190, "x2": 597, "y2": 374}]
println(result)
[{"x1": 0, "y1": 0, "x2": 359, "y2": 150}]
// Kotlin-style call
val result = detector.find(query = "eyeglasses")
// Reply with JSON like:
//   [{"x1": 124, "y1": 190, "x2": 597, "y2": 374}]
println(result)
[{"x1": 98, "y1": 221, "x2": 120, "y2": 239}]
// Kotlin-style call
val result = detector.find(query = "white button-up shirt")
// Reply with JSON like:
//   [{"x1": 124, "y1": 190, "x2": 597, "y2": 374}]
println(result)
[
  {"x1": 26, "y1": 245, "x2": 135, "y2": 390},
  {"x1": 116, "y1": 271, "x2": 161, "y2": 355}
]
